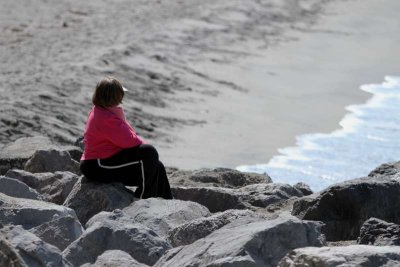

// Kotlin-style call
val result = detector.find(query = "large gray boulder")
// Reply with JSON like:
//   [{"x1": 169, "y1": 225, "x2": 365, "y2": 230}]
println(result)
[
  {"x1": 64, "y1": 209, "x2": 171, "y2": 266},
  {"x1": 292, "y1": 175, "x2": 400, "y2": 241},
  {"x1": 0, "y1": 238, "x2": 26, "y2": 267},
  {"x1": 30, "y1": 215, "x2": 84, "y2": 251},
  {"x1": 24, "y1": 149, "x2": 80, "y2": 174},
  {"x1": 6, "y1": 169, "x2": 79, "y2": 205},
  {"x1": 0, "y1": 225, "x2": 70, "y2": 267},
  {"x1": 0, "y1": 136, "x2": 81, "y2": 174},
  {"x1": 168, "y1": 167, "x2": 272, "y2": 188},
  {"x1": 0, "y1": 176, "x2": 43, "y2": 200},
  {"x1": 122, "y1": 198, "x2": 210, "y2": 237},
  {"x1": 0, "y1": 192, "x2": 78, "y2": 230},
  {"x1": 81, "y1": 250, "x2": 148, "y2": 267},
  {"x1": 173, "y1": 182, "x2": 311, "y2": 213},
  {"x1": 168, "y1": 209, "x2": 266, "y2": 247},
  {"x1": 155, "y1": 213, "x2": 325, "y2": 267},
  {"x1": 63, "y1": 176, "x2": 136, "y2": 224},
  {"x1": 278, "y1": 245, "x2": 400, "y2": 267},
  {"x1": 358, "y1": 217, "x2": 400, "y2": 246}
]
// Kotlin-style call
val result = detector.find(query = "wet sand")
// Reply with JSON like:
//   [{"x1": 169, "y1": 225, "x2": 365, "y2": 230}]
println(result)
[
  {"x1": 158, "y1": 0, "x2": 400, "y2": 169},
  {"x1": 1, "y1": 0, "x2": 399, "y2": 170}
]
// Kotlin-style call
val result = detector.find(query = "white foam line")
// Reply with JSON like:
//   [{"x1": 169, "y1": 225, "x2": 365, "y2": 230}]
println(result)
[{"x1": 237, "y1": 76, "x2": 400, "y2": 187}]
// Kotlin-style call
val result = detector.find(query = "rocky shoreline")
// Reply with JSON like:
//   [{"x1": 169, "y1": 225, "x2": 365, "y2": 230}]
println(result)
[{"x1": 1, "y1": 136, "x2": 400, "y2": 266}]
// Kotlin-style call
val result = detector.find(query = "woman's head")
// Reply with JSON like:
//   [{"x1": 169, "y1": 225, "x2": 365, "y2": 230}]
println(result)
[{"x1": 92, "y1": 77, "x2": 125, "y2": 108}]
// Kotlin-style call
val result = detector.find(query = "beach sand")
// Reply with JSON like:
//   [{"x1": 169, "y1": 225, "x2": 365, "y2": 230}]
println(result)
[
  {"x1": 1, "y1": 0, "x2": 399, "y2": 170},
  {"x1": 158, "y1": 0, "x2": 400, "y2": 169}
]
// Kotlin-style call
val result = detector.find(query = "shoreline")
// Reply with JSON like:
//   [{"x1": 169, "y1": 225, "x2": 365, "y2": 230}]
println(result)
[
  {"x1": 158, "y1": 0, "x2": 400, "y2": 170},
  {"x1": 238, "y1": 75, "x2": 400, "y2": 193}
]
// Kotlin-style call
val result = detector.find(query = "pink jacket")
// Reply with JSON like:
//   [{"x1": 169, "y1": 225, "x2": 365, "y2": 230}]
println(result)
[{"x1": 81, "y1": 106, "x2": 145, "y2": 160}]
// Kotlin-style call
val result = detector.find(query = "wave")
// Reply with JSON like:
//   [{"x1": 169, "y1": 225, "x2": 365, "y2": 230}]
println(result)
[{"x1": 237, "y1": 76, "x2": 400, "y2": 192}]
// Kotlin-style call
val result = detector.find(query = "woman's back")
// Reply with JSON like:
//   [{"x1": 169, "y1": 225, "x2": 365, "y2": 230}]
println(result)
[{"x1": 82, "y1": 106, "x2": 143, "y2": 160}]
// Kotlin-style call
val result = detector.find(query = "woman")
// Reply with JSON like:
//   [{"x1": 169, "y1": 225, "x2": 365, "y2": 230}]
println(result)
[{"x1": 80, "y1": 77, "x2": 173, "y2": 199}]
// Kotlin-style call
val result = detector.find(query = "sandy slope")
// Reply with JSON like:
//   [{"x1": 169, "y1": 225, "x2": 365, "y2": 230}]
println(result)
[{"x1": 1, "y1": 0, "x2": 399, "y2": 169}]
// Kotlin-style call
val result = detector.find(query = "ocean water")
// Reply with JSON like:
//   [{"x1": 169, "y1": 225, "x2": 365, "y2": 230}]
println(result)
[{"x1": 237, "y1": 76, "x2": 400, "y2": 192}]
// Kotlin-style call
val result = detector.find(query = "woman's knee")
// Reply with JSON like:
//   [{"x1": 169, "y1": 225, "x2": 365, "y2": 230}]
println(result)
[{"x1": 139, "y1": 144, "x2": 159, "y2": 161}]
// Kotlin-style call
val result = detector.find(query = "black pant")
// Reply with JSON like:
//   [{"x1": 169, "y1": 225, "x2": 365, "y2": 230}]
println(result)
[{"x1": 80, "y1": 144, "x2": 173, "y2": 199}]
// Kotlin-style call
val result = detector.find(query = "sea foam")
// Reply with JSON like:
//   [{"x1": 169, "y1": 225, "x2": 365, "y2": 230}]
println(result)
[{"x1": 237, "y1": 76, "x2": 400, "y2": 192}]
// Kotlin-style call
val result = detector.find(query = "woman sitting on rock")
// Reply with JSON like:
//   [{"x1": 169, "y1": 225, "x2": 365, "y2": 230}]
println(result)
[{"x1": 79, "y1": 77, "x2": 173, "y2": 199}]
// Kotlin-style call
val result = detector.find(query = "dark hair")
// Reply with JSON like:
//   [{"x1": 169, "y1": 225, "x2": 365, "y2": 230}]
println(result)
[{"x1": 92, "y1": 77, "x2": 124, "y2": 108}]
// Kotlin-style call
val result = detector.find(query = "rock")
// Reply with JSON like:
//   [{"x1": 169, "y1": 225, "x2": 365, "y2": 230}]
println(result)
[
  {"x1": 173, "y1": 183, "x2": 310, "y2": 213},
  {"x1": 6, "y1": 169, "x2": 79, "y2": 205},
  {"x1": 172, "y1": 186, "x2": 247, "y2": 212},
  {"x1": 121, "y1": 198, "x2": 210, "y2": 237},
  {"x1": 293, "y1": 182, "x2": 313, "y2": 195},
  {"x1": 358, "y1": 217, "x2": 400, "y2": 246},
  {"x1": 0, "y1": 238, "x2": 26, "y2": 267},
  {"x1": 278, "y1": 245, "x2": 400, "y2": 267},
  {"x1": 0, "y1": 176, "x2": 43, "y2": 200},
  {"x1": 292, "y1": 176, "x2": 400, "y2": 241},
  {"x1": 24, "y1": 149, "x2": 80, "y2": 174},
  {"x1": 290, "y1": 193, "x2": 319, "y2": 218},
  {"x1": 0, "y1": 225, "x2": 70, "y2": 267},
  {"x1": 0, "y1": 136, "x2": 81, "y2": 174},
  {"x1": 168, "y1": 167, "x2": 272, "y2": 188},
  {"x1": 238, "y1": 183, "x2": 310, "y2": 207},
  {"x1": 168, "y1": 209, "x2": 265, "y2": 247},
  {"x1": 30, "y1": 215, "x2": 84, "y2": 251},
  {"x1": 368, "y1": 161, "x2": 400, "y2": 177},
  {"x1": 64, "y1": 147, "x2": 82, "y2": 162},
  {"x1": 0, "y1": 192, "x2": 78, "y2": 230},
  {"x1": 64, "y1": 209, "x2": 171, "y2": 266},
  {"x1": 63, "y1": 176, "x2": 136, "y2": 224},
  {"x1": 155, "y1": 213, "x2": 325, "y2": 267},
  {"x1": 81, "y1": 250, "x2": 148, "y2": 267}
]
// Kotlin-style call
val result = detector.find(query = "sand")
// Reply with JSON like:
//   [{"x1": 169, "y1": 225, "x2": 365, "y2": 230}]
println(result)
[{"x1": 1, "y1": 0, "x2": 399, "y2": 170}]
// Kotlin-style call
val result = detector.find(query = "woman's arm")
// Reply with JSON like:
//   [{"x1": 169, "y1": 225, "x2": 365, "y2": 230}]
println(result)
[{"x1": 103, "y1": 116, "x2": 143, "y2": 148}]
